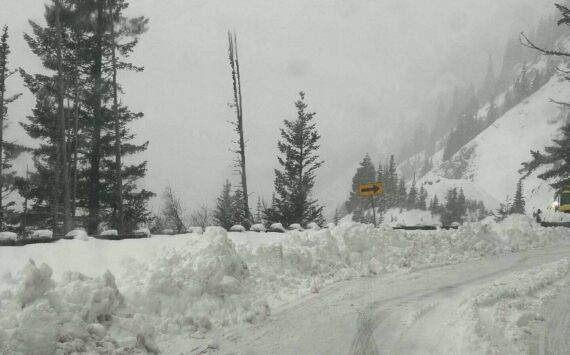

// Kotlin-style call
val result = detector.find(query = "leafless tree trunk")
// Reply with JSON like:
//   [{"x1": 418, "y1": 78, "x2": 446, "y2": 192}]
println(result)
[
  {"x1": 162, "y1": 184, "x2": 186, "y2": 233},
  {"x1": 55, "y1": 0, "x2": 72, "y2": 233},
  {"x1": 228, "y1": 32, "x2": 250, "y2": 223},
  {"x1": 110, "y1": 0, "x2": 124, "y2": 233}
]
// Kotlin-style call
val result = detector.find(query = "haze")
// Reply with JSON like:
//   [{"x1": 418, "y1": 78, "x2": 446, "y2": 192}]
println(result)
[{"x1": 0, "y1": 0, "x2": 553, "y2": 218}]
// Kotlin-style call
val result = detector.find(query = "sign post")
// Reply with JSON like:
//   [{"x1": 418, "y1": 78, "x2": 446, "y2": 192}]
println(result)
[{"x1": 358, "y1": 182, "x2": 384, "y2": 227}]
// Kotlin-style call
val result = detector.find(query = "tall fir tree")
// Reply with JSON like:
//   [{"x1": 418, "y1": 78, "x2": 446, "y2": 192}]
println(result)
[
  {"x1": 511, "y1": 180, "x2": 526, "y2": 214},
  {"x1": 0, "y1": 26, "x2": 24, "y2": 228},
  {"x1": 346, "y1": 153, "x2": 376, "y2": 214},
  {"x1": 20, "y1": 0, "x2": 152, "y2": 233},
  {"x1": 407, "y1": 175, "x2": 418, "y2": 209},
  {"x1": 265, "y1": 92, "x2": 324, "y2": 226},
  {"x1": 213, "y1": 180, "x2": 233, "y2": 230}
]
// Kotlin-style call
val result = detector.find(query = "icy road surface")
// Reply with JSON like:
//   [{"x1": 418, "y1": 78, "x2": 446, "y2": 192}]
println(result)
[{"x1": 208, "y1": 246, "x2": 570, "y2": 355}]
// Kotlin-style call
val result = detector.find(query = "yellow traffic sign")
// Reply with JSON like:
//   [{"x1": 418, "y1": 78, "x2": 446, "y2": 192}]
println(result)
[{"x1": 359, "y1": 182, "x2": 383, "y2": 197}]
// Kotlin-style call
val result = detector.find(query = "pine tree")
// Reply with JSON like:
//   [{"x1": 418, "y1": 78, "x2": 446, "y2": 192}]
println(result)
[
  {"x1": 397, "y1": 177, "x2": 407, "y2": 207},
  {"x1": 430, "y1": 194, "x2": 440, "y2": 214},
  {"x1": 511, "y1": 180, "x2": 526, "y2": 214},
  {"x1": 346, "y1": 153, "x2": 376, "y2": 213},
  {"x1": 0, "y1": 26, "x2": 23, "y2": 229},
  {"x1": 255, "y1": 197, "x2": 263, "y2": 224},
  {"x1": 265, "y1": 92, "x2": 324, "y2": 226},
  {"x1": 231, "y1": 187, "x2": 247, "y2": 227},
  {"x1": 418, "y1": 185, "x2": 427, "y2": 210},
  {"x1": 21, "y1": 0, "x2": 152, "y2": 233},
  {"x1": 407, "y1": 175, "x2": 418, "y2": 209},
  {"x1": 214, "y1": 180, "x2": 233, "y2": 230}
]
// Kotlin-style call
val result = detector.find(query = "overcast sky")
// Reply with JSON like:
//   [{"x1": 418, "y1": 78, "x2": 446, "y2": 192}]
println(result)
[{"x1": 0, "y1": 0, "x2": 555, "y2": 219}]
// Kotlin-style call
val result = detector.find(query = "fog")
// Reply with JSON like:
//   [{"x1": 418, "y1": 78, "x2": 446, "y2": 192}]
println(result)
[{"x1": 0, "y1": 0, "x2": 554, "y2": 218}]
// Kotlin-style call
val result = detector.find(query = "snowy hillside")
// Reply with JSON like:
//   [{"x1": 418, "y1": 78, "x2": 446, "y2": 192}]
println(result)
[{"x1": 418, "y1": 73, "x2": 570, "y2": 212}]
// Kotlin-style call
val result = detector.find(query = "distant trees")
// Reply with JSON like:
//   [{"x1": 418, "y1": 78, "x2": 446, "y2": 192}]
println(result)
[
  {"x1": 264, "y1": 92, "x2": 325, "y2": 226},
  {"x1": 345, "y1": 154, "x2": 376, "y2": 215},
  {"x1": 520, "y1": 4, "x2": 570, "y2": 196},
  {"x1": 19, "y1": 0, "x2": 152, "y2": 234}
]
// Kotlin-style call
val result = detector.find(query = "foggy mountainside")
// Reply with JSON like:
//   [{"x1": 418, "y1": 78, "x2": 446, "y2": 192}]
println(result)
[{"x1": 3, "y1": 1, "x2": 570, "y2": 354}]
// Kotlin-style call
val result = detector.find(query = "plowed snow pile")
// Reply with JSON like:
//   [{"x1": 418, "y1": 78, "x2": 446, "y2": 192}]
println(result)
[{"x1": 2, "y1": 216, "x2": 570, "y2": 353}]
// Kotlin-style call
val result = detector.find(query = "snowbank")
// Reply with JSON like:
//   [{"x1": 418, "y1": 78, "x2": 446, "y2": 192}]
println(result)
[
  {"x1": 0, "y1": 232, "x2": 17, "y2": 241},
  {"x1": 31, "y1": 230, "x2": 53, "y2": 239},
  {"x1": 250, "y1": 224, "x2": 266, "y2": 232},
  {"x1": 65, "y1": 229, "x2": 89, "y2": 241},
  {"x1": 2, "y1": 217, "x2": 570, "y2": 352}
]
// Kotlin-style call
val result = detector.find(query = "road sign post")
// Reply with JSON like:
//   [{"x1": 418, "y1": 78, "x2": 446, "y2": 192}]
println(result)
[{"x1": 358, "y1": 182, "x2": 384, "y2": 227}]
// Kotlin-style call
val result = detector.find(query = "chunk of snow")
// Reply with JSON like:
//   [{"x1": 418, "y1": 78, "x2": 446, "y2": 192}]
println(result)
[
  {"x1": 269, "y1": 223, "x2": 286, "y2": 232},
  {"x1": 288, "y1": 223, "x2": 303, "y2": 231},
  {"x1": 134, "y1": 228, "x2": 151, "y2": 238},
  {"x1": 307, "y1": 222, "x2": 321, "y2": 230},
  {"x1": 31, "y1": 230, "x2": 53, "y2": 239},
  {"x1": 250, "y1": 224, "x2": 267, "y2": 232},
  {"x1": 0, "y1": 231, "x2": 18, "y2": 241},
  {"x1": 100, "y1": 229, "x2": 118, "y2": 236},
  {"x1": 65, "y1": 229, "x2": 88, "y2": 241},
  {"x1": 159, "y1": 228, "x2": 174, "y2": 234},
  {"x1": 230, "y1": 225, "x2": 246, "y2": 232},
  {"x1": 187, "y1": 226, "x2": 204, "y2": 234}
]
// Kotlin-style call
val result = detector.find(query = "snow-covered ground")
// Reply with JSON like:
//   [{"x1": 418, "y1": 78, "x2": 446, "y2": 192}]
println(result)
[
  {"x1": 1, "y1": 217, "x2": 570, "y2": 354},
  {"x1": 417, "y1": 72, "x2": 570, "y2": 213}
]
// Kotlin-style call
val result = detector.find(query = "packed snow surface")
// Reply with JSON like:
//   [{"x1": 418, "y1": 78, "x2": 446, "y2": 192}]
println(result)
[{"x1": 2, "y1": 216, "x2": 570, "y2": 353}]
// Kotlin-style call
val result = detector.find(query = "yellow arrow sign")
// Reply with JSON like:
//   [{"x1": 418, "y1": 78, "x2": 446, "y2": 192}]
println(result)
[{"x1": 359, "y1": 182, "x2": 383, "y2": 197}]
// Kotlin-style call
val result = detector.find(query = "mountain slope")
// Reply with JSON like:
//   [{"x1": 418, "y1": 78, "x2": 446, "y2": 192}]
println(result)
[{"x1": 418, "y1": 73, "x2": 570, "y2": 212}]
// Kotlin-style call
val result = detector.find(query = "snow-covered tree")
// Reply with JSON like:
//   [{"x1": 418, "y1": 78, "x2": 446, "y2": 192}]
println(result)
[
  {"x1": 346, "y1": 153, "x2": 376, "y2": 214},
  {"x1": 511, "y1": 180, "x2": 526, "y2": 214},
  {"x1": 213, "y1": 180, "x2": 233, "y2": 230}
]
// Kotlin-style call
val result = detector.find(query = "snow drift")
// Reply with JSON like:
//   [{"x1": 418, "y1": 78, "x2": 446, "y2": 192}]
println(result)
[{"x1": 2, "y1": 217, "x2": 570, "y2": 353}]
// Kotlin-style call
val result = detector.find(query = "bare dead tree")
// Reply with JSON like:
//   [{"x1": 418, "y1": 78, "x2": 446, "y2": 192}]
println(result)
[
  {"x1": 161, "y1": 184, "x2": 186, "y2": 233},
  {"x1": 228, "y1": 31, "x2": 250, "y2": 224},
  {"x1": 190, "y1": 205, "x2": 212, "y2": 231}
]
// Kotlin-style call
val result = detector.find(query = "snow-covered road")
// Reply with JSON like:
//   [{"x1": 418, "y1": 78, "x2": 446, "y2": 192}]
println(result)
[{"x1": 209, "y1": 245, "x2": 570, "y2": 355}]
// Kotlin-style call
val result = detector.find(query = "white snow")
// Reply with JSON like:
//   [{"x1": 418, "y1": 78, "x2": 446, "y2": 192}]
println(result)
[
  {"x1": 288, "y1": 223, "x2": 303, "y2": 231},
  {"x1": 0, "y1": 232, "x2": 18, "y2": 241},
  {"x1": 416, "y1": 73, "x2": 570, "y2": 213},
  {"x1": 250, "y1": 224, "x2": 267, "y2": 232},
  {"x1": 31, "y1": 230, "x2": 53, "y2": 239},
  {"x1": 269, "y1": 223, "x2": 286, "y2": 232},
  {"x1": 133, "y1": 228, "x2": 151, "y2": 237},
  {"x1": 229, "y1": 224, "x2": 246, "y2": 232},
  {"x1": 65, "y1": 229, "x2": 89, "y2": 241},
  {"x1": 2, "y1": 218, "x2": 570, "y2": 353},
  {"x1": 100, "y1": 229, "x2": 118, "y2": 236},
  {"x1": 307, "y1": 222, "x2": 321, "y2": 230}
]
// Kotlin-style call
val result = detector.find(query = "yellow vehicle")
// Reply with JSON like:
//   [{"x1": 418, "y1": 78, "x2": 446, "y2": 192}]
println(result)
[{"x1": 557, "y1": 188, "x2": 570, "y2": 213}]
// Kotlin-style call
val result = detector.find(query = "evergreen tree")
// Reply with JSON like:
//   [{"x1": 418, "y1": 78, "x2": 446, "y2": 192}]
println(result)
[
  {"x1": 345, "y1": 153, "x2": 376, "y2": 213},
  {"x1": 457, "y1": 188, "x2": 467, "y2": 218},
  {"x1": 231, "y1": 187, "x2": 247, "y2": 227},
  {"x1": 20, "y1": 0, "x2": 152, "y2": 233},
  {"x1": 430, "y1": 194, "x2": 441, "y2": 215},
  {"x1": 407, "y1": 175, "x2": 418, "y2": 209},
  {"x1": 255, "y1": 197, "x2": 264, "y2": 224},
  {"x1": 213, "y1": 180, "x2": 233, "y2": 230},
  {"x1": 0, "y1": 26, "x2": 24, "y2": 228},
  {"x1": 442, "y1": 188, "x2": 461, "y2": 225},
  {"x1": 397, "y1": 177, "x2": 407, "y2": 207},
  {"x1": 418, "y1": 186, "x2": 427, "y2": 210},
  {"x1": 511, "y1": 180, "x2": 526, "y2": 214},
  {"x1": 265, "y1": 92, "x2": 324, "y2": 226}
]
